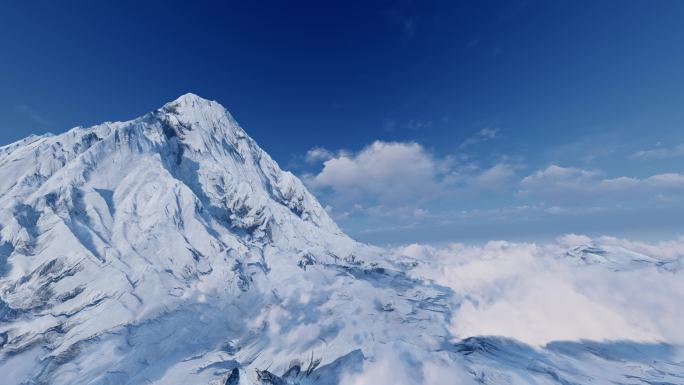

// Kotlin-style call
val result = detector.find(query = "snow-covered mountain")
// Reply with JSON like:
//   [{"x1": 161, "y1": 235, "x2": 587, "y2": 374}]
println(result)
[
  {"x1": 0, "y1": 94, "x2": 452, "y2": 384},
  {"x1": 564, "y1": 243, "x2": 681, "y2": 271},
  {"x1": 1, "y1": 94, "x2": 683, "y2": 385}
]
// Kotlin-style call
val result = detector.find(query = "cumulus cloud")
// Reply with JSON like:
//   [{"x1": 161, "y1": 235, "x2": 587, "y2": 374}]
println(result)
[
  {"x1": 310, "y1": 141, "x2": 441, "y2": 205},
  {"x1": 398, "y1": 235, "x2": 684, "y2": 346},
  {"x1": 556, "y1": 233, "x2": 593, "y2": 247},
  {"x1": 301, "y1": 141, "x2": 684, "y2": 241},
  {"x1": 519, "y1": 164, "x2": 684, "y2": 204},
  {"x1": 309, "y1": 141, "x2": 517, "y2": 209}
]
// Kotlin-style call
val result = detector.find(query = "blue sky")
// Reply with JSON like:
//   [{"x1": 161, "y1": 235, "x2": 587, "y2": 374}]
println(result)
[{"x1": 2, "y1": 1, "x2": 684, "y2": 244}]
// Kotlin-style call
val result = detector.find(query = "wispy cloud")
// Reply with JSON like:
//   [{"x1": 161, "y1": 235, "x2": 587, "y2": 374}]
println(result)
[
  {"x1": 542, "y1": 131, "x2": 626, "y2": 166},
  {"x1": 305, "y1": 146, "x2": 334, "y2": 163},
  {"x1": 381, "y1": 118, "x2": 432, "y2": 132},
  {"x1": 404, "y1": 119, "x2": 432, "y2": 131},
  {"x1": 518, "y1": 164, "x2": 684, "y2": 204},
  {"x1": 459, "y1": 127, "x2": 499, "y2": 148},
  {"x1": 15, "y1": 105, "x2": 50, "y2": 127},
  {"x1": 632, "y1": 143, "x2": 684, "y2": 160}
]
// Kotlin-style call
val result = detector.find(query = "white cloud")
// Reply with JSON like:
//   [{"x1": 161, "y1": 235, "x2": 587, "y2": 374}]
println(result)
[
  {"x1": 309, "y1": 141, "x2": 517, "y2": 210},
  {"x1": 340, "y1": 347, "x2": 475, "y2": 385},
  {"x1": 303, "y1": 142, "x2": 684, "y2": 242},
  {"x1": 591, "y1": 234, "x2": 684, "y2": 260},
  {"x1": 340, "y1": 351, "x2": 414, "y2": 385},
  {"x1": 460, "y1": 127, "x2": 500, "y2": 148},
  {"x1": 479, "y1": 127, "x2": 499, "y2": 139},
  {"x1": 399, "y1": 235, "x2": 684, "y2": 346},
  {"x1": 632, "y1": 143, "x2": 684, "y2": 160},
  {"x1": 404, "y1": 119, "x2": 432, "y2": 131},
  {"x1": 305, "y1": 146, "x2": 334, "y2": 163},
  {"x1": 311, "y1": 141, "x2": 441, "y2": 205},
  {"x1": 519, "y1": 164, "x2": 684, "y2": 204},
  {"x1": 470, "y1": 162, "x2": 517, "y2": 188},
  {"x1": 520, "y1": 164, "x2": 600, "y2": 187},
  {"x1": 283, "y1": 323, "x2": 320, "y2": 345},
  {"x1": 647, "y1": 172, "x2": 684, "y2": 187},
  {"x1": 556, "y1": 233, "x2": 593, "y2": 247}
]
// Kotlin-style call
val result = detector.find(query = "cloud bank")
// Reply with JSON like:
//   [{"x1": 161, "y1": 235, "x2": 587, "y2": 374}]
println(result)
[
  {"x1": 398, "y1": 235, "x2": 684, "y2": 346},
  {"x1": 519, "y1": 164, "x2": 684, "y2": 204},
  {"x1": 301, "y1": 138, "x2": 684, "y2": 243}
]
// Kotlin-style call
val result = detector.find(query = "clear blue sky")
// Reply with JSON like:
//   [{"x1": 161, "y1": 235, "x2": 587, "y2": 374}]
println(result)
[{"x1": 2, "y1": 1, "x2": 684, "y2": 244}]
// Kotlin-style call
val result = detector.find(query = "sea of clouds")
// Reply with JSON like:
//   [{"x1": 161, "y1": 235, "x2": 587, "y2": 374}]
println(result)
[
  {"x1": 341, "y1": 234, "x2": 684, "y2": 384},
  {"x1": 397, "y1": 234, "x2": 684, "y2": 346}
]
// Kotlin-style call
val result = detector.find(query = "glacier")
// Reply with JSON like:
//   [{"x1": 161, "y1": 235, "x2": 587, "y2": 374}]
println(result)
[{"x1": 0, "y1": 94, "x2": 683, "y2": 384}]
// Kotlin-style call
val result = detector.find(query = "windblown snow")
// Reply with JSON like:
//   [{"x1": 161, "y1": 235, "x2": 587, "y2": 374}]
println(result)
[{"x1": 1, "y1": 94, "x2": 683, "y2": 385}]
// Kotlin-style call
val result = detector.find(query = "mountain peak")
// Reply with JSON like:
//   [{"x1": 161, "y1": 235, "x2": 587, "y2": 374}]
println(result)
[
  {"x1": 0, "y1": 92, "x2": 348, "y2": 249},
  {"x1": 174, "y1": 92, "x2": 207, "y2": 102},
  {"x1": 160, "y1": 92, "x2": 226, "y2": 118},
  {"x1": 152, "y1": 92, "x2": 243, "y2": 146},
  {"x1": 167, "y1": 92, "x2": 214, "y2": 108}
]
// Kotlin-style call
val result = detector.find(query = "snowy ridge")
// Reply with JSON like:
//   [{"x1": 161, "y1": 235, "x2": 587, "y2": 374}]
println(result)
[
  {"x1": 564, "y1": 243, "x2": 682, "y2": 271},
  {"x1": 1, "y1": 94, "x2": 683, "y2": 385}
]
